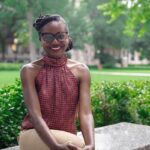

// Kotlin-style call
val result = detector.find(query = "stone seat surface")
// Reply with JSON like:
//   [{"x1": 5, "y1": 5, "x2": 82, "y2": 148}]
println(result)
[{"x1": 2, "y1": 122, "x2": 150, "y2": 150}]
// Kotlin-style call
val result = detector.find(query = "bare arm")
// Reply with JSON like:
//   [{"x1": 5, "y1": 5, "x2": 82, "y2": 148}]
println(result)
[{"x1": 78, "y1": 66, "x2": 95, "y2": 150}]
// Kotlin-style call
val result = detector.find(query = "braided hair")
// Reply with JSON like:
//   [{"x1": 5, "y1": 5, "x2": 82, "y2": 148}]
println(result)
[{"x1": 33, "y1": 14, "x2": 73, "y2": 51}]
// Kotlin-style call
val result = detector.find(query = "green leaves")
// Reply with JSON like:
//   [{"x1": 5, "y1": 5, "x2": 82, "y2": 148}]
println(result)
[
  {"x1": 98, "y1": 0, "x2": 150, "y2": 37},
  {"x1": 91, "y1": 80, "x2": 150, "y2": 127},
  {"x1": 97, "y1": 0, "x2": 127, "y2": 23},
  {"x1": 0, "y1": 79, "x2": 26, "y2": 149}
]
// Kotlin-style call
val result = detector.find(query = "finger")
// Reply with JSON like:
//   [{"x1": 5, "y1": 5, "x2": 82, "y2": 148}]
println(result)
[{"x1": 67, "y1": 143, "x2": 82, "y2": 150}]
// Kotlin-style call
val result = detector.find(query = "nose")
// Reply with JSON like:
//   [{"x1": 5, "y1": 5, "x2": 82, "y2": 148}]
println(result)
[{"x1": 51, "y1": 38, "x2": 59, "y2": 44}]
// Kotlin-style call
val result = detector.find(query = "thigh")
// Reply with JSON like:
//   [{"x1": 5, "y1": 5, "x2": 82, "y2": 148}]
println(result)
[
  {"x1": 19, "y1": 129, "x2": 85, "y2": 150},
  {"x1": 19, "y1": 129, "x2": 49, "y2": 150}
]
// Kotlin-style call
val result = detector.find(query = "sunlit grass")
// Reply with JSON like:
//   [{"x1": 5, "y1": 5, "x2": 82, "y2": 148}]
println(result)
[
  {"x1": 1, "y1": 69, "x2": 150, "y2": 88},
  {"x1": 0, "y1": 71, "x2": 20, "y2": 88}
]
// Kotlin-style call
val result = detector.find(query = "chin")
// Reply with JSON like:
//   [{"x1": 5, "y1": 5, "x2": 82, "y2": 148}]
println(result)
[{"x1": 46, "y1": 52, "x2": 66, "y2": 58}]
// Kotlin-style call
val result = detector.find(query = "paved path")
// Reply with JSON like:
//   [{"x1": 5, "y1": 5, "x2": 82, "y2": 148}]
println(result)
[{"x1": 93, "y1": 71, "x2": 150, "y2": 77}]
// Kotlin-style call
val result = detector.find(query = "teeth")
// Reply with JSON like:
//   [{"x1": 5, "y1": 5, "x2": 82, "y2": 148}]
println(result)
[{"x1": 51, "y1": 47, "x2": 60, "y2": 50}]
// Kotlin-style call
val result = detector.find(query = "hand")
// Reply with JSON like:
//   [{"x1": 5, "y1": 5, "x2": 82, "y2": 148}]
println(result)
[
  {"x1": 82, "y1": 145, "x2": 95, "y2": 150},
  {"x1": 52, "y1": 143, "x2": 82, "y2": 150},
  {"x1": 67, "y1": 143, "x2": 82, "y2": 150}
]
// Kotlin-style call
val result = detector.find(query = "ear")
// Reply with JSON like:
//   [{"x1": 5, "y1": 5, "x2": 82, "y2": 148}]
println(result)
[{"x1": 66, "y1": 37, "x2": 73, "y2": 51}]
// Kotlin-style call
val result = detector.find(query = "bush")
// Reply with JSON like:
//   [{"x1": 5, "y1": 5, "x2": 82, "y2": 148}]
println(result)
[
  {"x1": 91, "y1": 80, "x2": 150, "y2": 127},
  {"x1": 0, "y1": 79, "x2": 26, "y2": 148},
  {"x1": 0, "y1": 80, "x2": 150, "y2": 148}
]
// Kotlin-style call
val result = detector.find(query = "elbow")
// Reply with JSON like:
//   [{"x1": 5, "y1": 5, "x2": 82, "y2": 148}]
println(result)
[{"x1": 28, "y1": 109, "x2": 42, "y2": 126}]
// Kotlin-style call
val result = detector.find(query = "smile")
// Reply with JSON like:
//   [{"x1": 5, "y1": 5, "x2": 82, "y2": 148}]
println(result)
[{"x1": 50, "y1": 46, "x2": 61, "y2": 51}]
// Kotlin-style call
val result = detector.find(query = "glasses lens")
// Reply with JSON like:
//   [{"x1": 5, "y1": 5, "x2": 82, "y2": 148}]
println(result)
[
  {"x1": 42, "y1": 34, "x2": 54, "y2": 43},
  {"x1": 56, "y1": 33, "x2": 66, "y2": 41}
]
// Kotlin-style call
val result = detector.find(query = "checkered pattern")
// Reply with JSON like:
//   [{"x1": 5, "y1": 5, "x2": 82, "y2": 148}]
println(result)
[{"x1": 22, "y1": 55, "x2": 79, "y2": 134}]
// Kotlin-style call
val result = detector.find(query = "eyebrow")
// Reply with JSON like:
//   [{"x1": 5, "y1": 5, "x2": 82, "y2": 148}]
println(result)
[{"x1": 41, "y1": 32, "x2": 68, "y2": 35}]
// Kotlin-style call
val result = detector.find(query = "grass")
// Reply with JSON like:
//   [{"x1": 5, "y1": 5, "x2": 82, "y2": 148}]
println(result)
[
  {"x1": 1, "y1": 69, "x2": 150, "y2": 88},
  {"x1": 91, "y1": 73, "x2": 150, "y2": 83},
  {"x1": 0, "y1": 70, "x2": 20, "y2": 88}
]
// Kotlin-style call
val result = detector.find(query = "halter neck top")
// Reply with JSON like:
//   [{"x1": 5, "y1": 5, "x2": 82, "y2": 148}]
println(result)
[{"x1": 22, "y1": 55, "x2": 79, "y2": 134}]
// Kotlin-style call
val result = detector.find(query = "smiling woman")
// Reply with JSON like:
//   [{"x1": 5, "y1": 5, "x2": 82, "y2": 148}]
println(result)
[{"x1": 18, "y1": 14, "x2": 95, "y2": 150}]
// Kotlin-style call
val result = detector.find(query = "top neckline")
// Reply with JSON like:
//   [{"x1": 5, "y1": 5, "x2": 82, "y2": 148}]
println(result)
[{"x1": 42, "y1": 55, "x2": 67, "y2": 67}]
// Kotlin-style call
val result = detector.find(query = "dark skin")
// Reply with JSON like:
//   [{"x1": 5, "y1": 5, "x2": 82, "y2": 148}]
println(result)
[{"x1": 20, "y1": 21, "x2": 95, "y2": 150}]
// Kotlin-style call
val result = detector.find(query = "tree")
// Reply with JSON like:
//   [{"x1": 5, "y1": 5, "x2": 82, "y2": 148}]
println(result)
[
  {"x1": 0, "y1": 0, "x2": 71, "y2": 61},
  {"x1": 131, "y1": 30, "x2": 150, "y2": 60},
  {"x1": 0, "y1": 0, "x2": 24, "y2": 61},
  {"x1": 98, "y1": 0, "x2": 150, "y2": 37},
  {"x1": 63, "y1": 0, "x2": 92, "y2": 49},
  {"x1": 98, "y1": 0, "x2": 150, "y2": 59},
  {"x1": 82, "y1": 0, "x2": 131, "y2": 66}
]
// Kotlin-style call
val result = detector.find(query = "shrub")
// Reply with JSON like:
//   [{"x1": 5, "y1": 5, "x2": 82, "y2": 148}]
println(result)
[
  {"x1": 91, "y1": 80, "x2": 150, "y2": 127},
  {"x1": 0, "y1": 79, "x2": 26, "y2": 148},
  {"x1": 0, "y1": 80, "x2": 150, "y2": 148}
]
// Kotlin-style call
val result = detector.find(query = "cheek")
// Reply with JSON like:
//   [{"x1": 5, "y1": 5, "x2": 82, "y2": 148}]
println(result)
[{"x1": 41, "y1": 42, "x2": 49, "y2": 51}]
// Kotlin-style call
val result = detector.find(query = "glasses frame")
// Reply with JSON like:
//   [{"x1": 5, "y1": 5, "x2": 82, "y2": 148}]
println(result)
[{"x1": 41, "y1": 32, "x2": 68, "y2": 43}]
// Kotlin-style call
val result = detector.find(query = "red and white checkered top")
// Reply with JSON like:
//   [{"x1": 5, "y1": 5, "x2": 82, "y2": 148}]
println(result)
[{"x1": 22, "y1": 55, "x2": 79, "y2": 134}]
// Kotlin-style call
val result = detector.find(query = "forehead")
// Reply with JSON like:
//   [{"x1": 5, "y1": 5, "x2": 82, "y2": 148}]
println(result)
[{"x1": 41, "y1": 21, "x2": 67, "y2": 33}]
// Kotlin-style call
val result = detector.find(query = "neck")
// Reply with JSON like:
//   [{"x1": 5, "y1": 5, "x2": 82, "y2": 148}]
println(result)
[{"x1": 44, "y1": 53, "x2": 67, "y2": 59}]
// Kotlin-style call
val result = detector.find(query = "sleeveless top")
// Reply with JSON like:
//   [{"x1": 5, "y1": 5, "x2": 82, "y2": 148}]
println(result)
[{"x1": 22, "y1": 55, "x2": 79, "y2": 134}]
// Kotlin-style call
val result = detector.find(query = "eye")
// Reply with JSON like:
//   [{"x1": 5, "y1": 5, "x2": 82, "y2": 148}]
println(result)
[
  {"x1": 43, "y1": 34, "x2": 54, "y2": 42},
  {"x1": 56, "y1": 33, "x2": 65, "y2": 40}
]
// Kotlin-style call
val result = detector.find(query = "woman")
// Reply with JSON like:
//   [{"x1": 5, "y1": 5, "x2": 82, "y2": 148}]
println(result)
[{"x1": 19, "y1": 14, "x2": 95, "y2": 150}]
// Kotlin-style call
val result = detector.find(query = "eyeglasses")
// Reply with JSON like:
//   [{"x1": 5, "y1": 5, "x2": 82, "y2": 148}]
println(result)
[{"x1": 41, "y1": 32, "x2": 68, "y2": 43}]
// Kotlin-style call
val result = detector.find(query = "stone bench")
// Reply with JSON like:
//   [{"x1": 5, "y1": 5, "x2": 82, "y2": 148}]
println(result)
[{"x1": 2, "y1": 122, "x2": 150, "y2": 150}]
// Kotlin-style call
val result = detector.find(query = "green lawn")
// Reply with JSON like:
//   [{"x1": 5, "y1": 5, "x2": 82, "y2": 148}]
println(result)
[
  {"x1": 0, "y1": 70, "x2": 20, "y2": 88},
  {"x1": 1, "y1": 69, "x2": 150, "y2": 88},
  {"x1": 91, "y1": 73, "x2": 150, "y2": 82}
]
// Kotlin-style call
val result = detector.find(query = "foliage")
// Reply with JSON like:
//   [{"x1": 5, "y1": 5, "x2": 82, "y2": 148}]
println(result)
[
  {"x1": 0, "y1": 79, "x2": 150, "y2": 148},
  {"x1": 83, "y1": 0, "x2": 131, "y2": 63},
  {"x1": 130, "y1": 31, "x2": 150, "y2": 60},
  {"x1": 98, "y1": 0, "x2": 150, "y2": 37},
  {"x1": 97, "y1": 0, "x2": 150, "y2": 60},
  {"x1": 91, "y1": 80, "x2": 150, "y2": 127},
  {"x1": 99, "y1": 52, "x2": 117, "y2": 68},
  {"x1": 66, "y1": 1, "x2": 93, "y2": 49},
  {"x1": 0, "y1": 79, "x2": 26, "y2": 148},
  {"x1": 0, "y1": 0, "x2": 77, "y2": 61}
]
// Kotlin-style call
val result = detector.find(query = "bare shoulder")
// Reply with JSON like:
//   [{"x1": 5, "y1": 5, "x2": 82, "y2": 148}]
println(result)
[
  {"x1": 67, "y1": 59, "x2": 90, "y2": 79},
  {"x1": 20, "y1": 59, "x2": 44, "y2": 78},
  {"x1": 68, "y1": 59, "x2": 89, "y2": 70}
]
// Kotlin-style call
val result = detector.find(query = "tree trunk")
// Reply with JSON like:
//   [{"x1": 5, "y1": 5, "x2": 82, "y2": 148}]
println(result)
[
  {"x1": 27, "y1": 10, "x2": 37, "y2": 61},
  {"x1": 0, "y1": 36, "x2": 6, "y2": 61}
]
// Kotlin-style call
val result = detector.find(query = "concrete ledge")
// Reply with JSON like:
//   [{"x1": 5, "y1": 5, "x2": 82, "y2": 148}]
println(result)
[
  {"x1": 2, "y1": 122, "x2": 150, "y2": 150},
  {"x1": 1, "y1": 146, "x2": 19, "y2": 150}
]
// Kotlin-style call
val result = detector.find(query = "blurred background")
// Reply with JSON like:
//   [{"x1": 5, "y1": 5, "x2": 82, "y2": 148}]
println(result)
[{"x1": 1, "y1": 0, "x2": 150, "y2": 86}]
